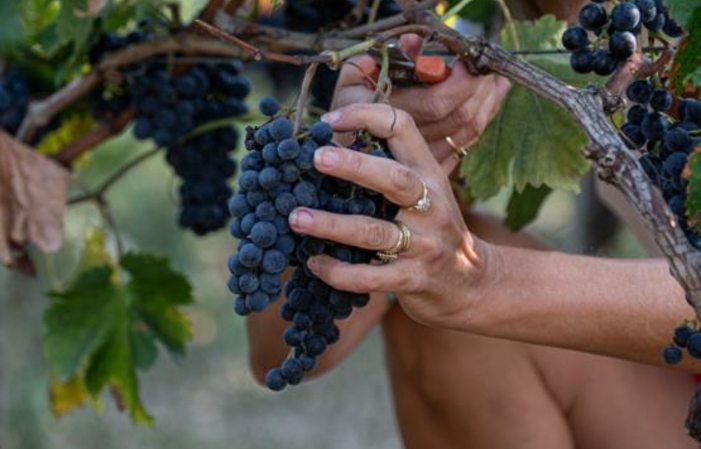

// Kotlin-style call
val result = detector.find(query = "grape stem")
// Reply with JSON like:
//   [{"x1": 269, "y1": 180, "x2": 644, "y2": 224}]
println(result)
[
  {"x1": 67, "y1": 147, "x2": 161, "y2": 206},
  {"x1": 293, "y1": 63, "x2": 320, "y2": 134}
]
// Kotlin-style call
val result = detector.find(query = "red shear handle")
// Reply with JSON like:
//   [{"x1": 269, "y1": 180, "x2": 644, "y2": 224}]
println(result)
[{"x1": 414, "y1": 56, "x2": 450, "y2": 84}]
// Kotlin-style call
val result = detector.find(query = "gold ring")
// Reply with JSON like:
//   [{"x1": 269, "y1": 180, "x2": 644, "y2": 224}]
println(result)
[
  {"x1": 376, "y1": 221, "x2": 412, "y2": 264},
  {"x1": 445, "y1": 136, "x2": 469, "y2": 158},
  {"x1": 407, "y1": 180, "x2": 431, "y2": 212}
]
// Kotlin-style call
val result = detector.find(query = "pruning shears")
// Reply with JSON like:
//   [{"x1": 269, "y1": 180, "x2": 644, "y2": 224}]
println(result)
[{"x1": 367, "y1": 43, "x2": 451, "y2": 87}]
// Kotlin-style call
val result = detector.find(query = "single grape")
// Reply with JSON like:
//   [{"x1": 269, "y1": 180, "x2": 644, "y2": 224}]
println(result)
[
  {"x1": 609, "y1": 32, "x2": 637, "y2": 60},
  {"x1": 612, "y1": 2, "x2": 641, "y2": 31},
  {"x1": 579, "y1": 3, "x2": 608, "y2": 31},
  {"x1": 265, "y1": 368, "x2": 287, "y2": 391},
  {"x1": 562, "y1": 26, "x2": 590, "y2": 51},
  {"x1": 259, "y1": 95, "x2": 280, "y2": 117},
  {"x1": 663, "y1": 345, "x2": 683, "y2": 365},
  {"x1": 649, "y1": 88, "x2": 673, "y2": 112},
  {"x1": 570, "y1": 51, "x2": 594, "y2": 74},
  {"x1": 687, "y1": 333, "x2": 701, "y2": 358},
  {"x1": 626, "y1": 79, "x2": 653, "y2": 104},
  {"x1": 674, "y1": 324, "x2": 696, "y2": 347}
]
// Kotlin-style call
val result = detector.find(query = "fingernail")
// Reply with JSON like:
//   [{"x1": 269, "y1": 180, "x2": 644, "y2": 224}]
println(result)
[
  {"x1": 307, "y1": 257, "x2": 320, "y2": 271},
  {"x1": 315, "y1": 148, "x2": 339, "y2": 168},
  {"x1": 289, "y1": 209, "x2": 313, "y2": 228},
  {"x1": 321, "y1": 110, "x2": 342, "y2": 124}
]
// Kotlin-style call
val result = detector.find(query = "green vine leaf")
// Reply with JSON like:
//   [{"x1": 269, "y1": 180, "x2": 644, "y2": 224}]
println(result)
[
  {"x1": 461, "y1": 14, "x2": 590, "y2": 207},
  {"x1": 669, "y1": 7, "x2": 701, "y2": 94},
  {"x1": 43, "y1": 251, "x2": 194, "y2": 425},
  {"x1": 505, "y1": 184, "x2": 552, "y2": 231},
  {"x1": 666, "y1": 0, "x2": 699, "y2": 29}
]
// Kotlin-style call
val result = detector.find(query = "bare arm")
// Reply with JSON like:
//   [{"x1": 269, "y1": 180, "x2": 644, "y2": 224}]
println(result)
[{"x1": 469, "y1": 246, "x2": 701, "y2": 371}]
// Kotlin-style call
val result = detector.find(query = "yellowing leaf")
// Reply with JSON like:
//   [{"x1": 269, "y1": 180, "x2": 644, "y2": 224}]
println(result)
[
  {"x1": 77, "y1": 227, "x2": 117, "y2": 276},
  {"x1": 0, "y1": 131, "x2": 69, "y2": 269},
  {"x1": 37, "y1": 114, "x2": 95, "y2": 157},
  {"x1": 49, "y1": 374, "x2": 89, "y2": 417},
  {"x1": 44, "y1": 253, "x2": 194, "y2": 426}
]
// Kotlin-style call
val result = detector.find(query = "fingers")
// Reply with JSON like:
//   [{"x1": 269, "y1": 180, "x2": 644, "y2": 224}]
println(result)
[
  {"x1": 289, "y1": 208, "x2": 424, "y2": 252},
  {"x1": 330, "y1": 56, "x2": 378, "y2": 110},
  {"x1": 313, "y1": 145, "x2": 426, "y2": 207},
  {"x1": 321, "y1": 103, "x2": 437, "y2": 170},
  {"x1": 306, "y1": 255, "x2": 417, "y2": 294},
  {"x1": 389, "y1": 61, "x2": 480, "y2": 124}
]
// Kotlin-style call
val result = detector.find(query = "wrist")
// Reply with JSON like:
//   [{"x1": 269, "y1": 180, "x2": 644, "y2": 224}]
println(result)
[{"x1": 459, "y1": 236, "x2": 506, "y2": 333}]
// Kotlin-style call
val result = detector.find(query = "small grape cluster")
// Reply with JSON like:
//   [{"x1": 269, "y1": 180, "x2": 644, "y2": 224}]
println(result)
[
  {"x1": 0, "y1": 72, "x2": 29, "y2": 135},
  {"x1": 663, "y1": 322, "x2": 701, "y2": 365},
  {"x1": 228, "y1": 96, "x2": 398, "y2": 390},
  {"x1": 88, "y1": 29, "x2": 250, "y2": 235},
  {"x1": 563, "y1": 0, "x2": 683, "y2": 76},
  {"x1": 623, "y1": 83, "x2": 701, "y2": 247}
]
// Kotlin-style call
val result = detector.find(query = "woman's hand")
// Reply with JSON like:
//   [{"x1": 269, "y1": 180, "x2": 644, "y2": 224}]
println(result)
[
  {"x1": 288, "y1": 103, "x2": 497, "y2": 330},
  {"x1": 331, "y1": 35, "x2": 510, "y2": 174}
]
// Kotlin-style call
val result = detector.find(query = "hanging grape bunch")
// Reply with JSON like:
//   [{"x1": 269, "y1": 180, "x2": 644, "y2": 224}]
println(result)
[
  {"x1": 227, "y1": 96, "x2": 399, "y2": 390},
  {"x1": 565, "y1": 0, "x2": 701, "y2": 249},
  {"x1": 89, "y1": 28, "x2": 250, "y2": 235},
  {"x1": 563, "y1": 0, "x2": 684, "y2": 76}
]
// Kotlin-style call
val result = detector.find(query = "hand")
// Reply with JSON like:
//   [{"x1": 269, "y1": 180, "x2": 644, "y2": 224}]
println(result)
[
  {"x1": 288, "y1": 103, "x2": 496, "y2": 329},
  {"x1": 331, "y1": 35, "x2": 510, "y2": 174}
]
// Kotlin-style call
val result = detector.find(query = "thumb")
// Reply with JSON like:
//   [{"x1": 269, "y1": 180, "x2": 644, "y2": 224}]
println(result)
[
  {"x1": 398, "y1": 34, "x2": 424, "y2": 60},
  {"x1": 335, "y1": 55, "x2": 379, "y2": 90}
]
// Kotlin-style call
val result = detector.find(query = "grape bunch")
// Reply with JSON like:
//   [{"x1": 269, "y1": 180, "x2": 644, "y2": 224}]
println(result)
[
  {"x1": 663, "y1": 322, "x2": 701, "y2": 366},
  {"x1": 88, "y1": 29, "x2": 250, "y2": 235},
  {"x1": 228, "y1": 96, "x2": 399, "y2": 390},
  {"x1": 563, "y1": 0, "x2": 684, "y2": 76},
  {"x1": 88, "y1": 27, "x2": 154, "y2": 119},
  {"x1": 623, "y1": 84, "x2": 701, "y2": 247},
  {"x1": 130, "y1": 61, "x2": 249, "y2": 234},
  {"x1": 283, "y1": 0, "x2": 401, "y2": 32},
  {"x1": 0, "y1": 72, "x2": 29, "y2": 135}
]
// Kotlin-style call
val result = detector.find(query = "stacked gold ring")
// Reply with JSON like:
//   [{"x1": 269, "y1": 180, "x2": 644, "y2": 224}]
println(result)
[{"x1": 376, "y1": 221, "x2": 412, "y2": 264}]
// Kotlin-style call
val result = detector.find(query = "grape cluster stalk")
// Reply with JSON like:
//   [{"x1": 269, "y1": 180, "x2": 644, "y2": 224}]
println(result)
[{"x1": 228, "y1": 96, "x2": 399, "y2": 390}]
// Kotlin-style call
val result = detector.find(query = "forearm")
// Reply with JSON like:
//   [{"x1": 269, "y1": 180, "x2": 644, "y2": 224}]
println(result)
[{"x1": 470, "y1": 244, "x2": 701, "y2": 371}]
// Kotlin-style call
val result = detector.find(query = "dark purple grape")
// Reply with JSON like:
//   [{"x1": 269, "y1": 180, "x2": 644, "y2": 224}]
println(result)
[
  {"x1": 626, "y1": 79, "x2": 653, "y2": 104},
  {"x1": 612, "y1": 3, "x2": 641, "y2": 31},
  {"x1": 562, "y1": 26, "x2": 590, "y2": 51},
  {"x1": 579, "y1": 3, "x2": 608, "y2": 31},
  {"x1": 570, "y1": 50, "x2": 595, "y2": 73},
  {"x1": 592, "y1": 51, "x2": 618, "y2": 76},
  {"x1": 649, "y1": 88, "x2": 673, "y2": 112},
  {"x1": 609, "y1": 31, "x2": 637, "y2": 60}
]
